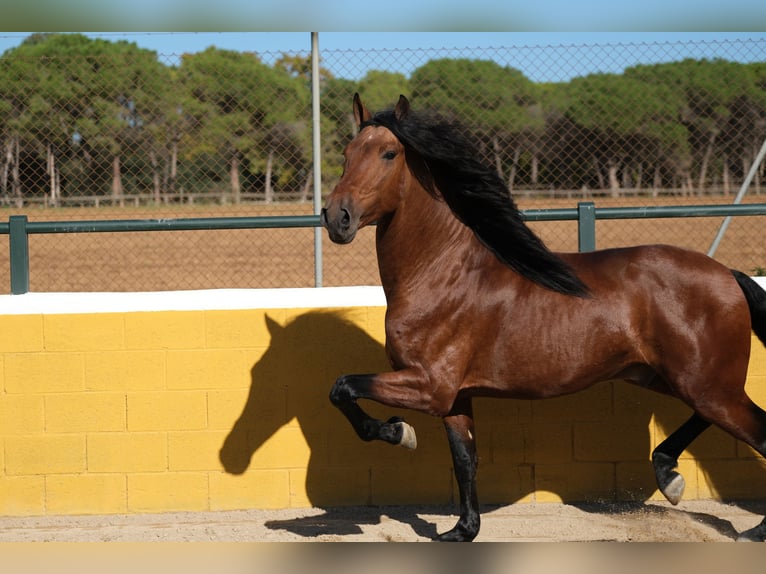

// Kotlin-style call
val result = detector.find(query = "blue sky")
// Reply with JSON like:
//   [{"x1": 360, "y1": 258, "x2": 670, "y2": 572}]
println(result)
[
  {"x1": 1, "y1": 0, "x2": 765, "y2": 81},
  {"x1": 1, "y1": 32, "x2": 764, "y2": 56},
  {"x1": 1, "y1": 31, "x2": 764, "y2": 83},
  {"x1": 2, "y1": 0, "x2": 766, "y2": 31},
  {"x1": 0, "y1": 31, "x2": 766, "y2": 54}
]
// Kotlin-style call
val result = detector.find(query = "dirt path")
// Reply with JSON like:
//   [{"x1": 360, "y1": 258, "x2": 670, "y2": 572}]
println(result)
[{"x1": 1, "y1": 500, "x2": 765, "y2": 542}]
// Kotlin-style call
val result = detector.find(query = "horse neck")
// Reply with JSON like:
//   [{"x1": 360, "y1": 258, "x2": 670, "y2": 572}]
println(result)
[{"x1": 375, "y1": 180, "x2": 483, "y2": 294}]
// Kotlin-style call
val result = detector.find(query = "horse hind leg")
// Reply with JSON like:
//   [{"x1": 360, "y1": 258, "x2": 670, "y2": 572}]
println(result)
[
  {"x1": 652, "y1": 413, "x2": 711, "y2": 505},
  {"x1": 651, "y1": 376, "x2": 766, "y2": 540},
  {"x1": 691, "y1": 398, "x2": 766, "y2": 542},
  {"x1": 723, "y1": 400, "x2": 766, "y2": 542}
]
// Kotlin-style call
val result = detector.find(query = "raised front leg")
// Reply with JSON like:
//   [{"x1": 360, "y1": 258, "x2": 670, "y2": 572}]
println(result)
[
  {"x1": 652, "y1": 413, "x2": 711, "y2": 504},
  {"x1": 436, "y1": 397, "x2": 480, "y2": 542},
  {"x1": 329, "y1": 371, "x2": 432, "y2": 449}
]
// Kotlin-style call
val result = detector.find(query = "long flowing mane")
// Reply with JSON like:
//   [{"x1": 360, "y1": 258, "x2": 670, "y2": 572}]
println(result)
[{"x1": 363, "y1": 104, "x2": 590, "y2": 297}]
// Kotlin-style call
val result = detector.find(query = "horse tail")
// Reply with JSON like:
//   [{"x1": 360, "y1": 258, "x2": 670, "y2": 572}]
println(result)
[{"x1": 732, "y1": 269, "x2": 766, "y2": 347}]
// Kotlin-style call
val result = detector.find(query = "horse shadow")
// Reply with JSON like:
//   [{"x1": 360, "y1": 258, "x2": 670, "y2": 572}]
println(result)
[
  {"x1": 218, "y1": 310, "x2": 766, "y2": 541},
  {"x1": 218, "y1": 310, "x2": 442, "y2": 540}
]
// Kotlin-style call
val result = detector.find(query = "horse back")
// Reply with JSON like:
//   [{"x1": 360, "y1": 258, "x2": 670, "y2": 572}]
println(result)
[
  {"x1": 564, "y1": 244, "x2": 741, "y2": 300},
  {"x1": 481, "y1": 243, "x2": 753, "y2": 398},
  {"x1": 563, "y1": 243, "x2": 751, "y2": 359}
]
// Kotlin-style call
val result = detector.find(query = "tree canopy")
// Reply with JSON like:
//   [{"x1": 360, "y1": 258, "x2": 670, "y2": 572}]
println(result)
[{"x1": 1, "y1": 33, "x2": 764, "y2": 204}]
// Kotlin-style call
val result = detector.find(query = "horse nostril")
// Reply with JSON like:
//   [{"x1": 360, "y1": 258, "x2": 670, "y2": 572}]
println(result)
[{"x1": 340, "y1": 208, "x2": 351, "y2": 226}]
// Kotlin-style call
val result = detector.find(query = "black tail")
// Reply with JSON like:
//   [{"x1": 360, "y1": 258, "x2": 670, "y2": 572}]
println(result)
[{"x1": 732, "y1": 269, "x2": 766, "y2": 346}]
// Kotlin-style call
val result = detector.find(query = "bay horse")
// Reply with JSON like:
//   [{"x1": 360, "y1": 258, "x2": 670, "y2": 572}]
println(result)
[{"x1": 320, "y1": 93, "x2": 766, "y2": 542}]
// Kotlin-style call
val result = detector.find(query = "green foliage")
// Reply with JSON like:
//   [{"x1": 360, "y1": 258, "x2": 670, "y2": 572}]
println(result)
[
  {"x1": 357, "y1": 71, "x2": 409, "y2": 113},
  {"x1": 1, "y1": 34, "x2": 765, "y2": 201},
  {"x1": 411, "y1": 58, "x2": 539, "y2": 132}
]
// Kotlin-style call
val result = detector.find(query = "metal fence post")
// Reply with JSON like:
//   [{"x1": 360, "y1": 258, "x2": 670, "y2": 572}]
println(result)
[
  {"x1": 9, "y1": 215, "x2": 30, "y2": 294},
  {"x1": 577, "y1": 202, "x2": 596, "y2": 252},
  {"x1": 708, "y1": 136, "x2": 766, "y2": 257},
  {"x1": 311, "y1": 32, "x2": 323, "y2": 287}
]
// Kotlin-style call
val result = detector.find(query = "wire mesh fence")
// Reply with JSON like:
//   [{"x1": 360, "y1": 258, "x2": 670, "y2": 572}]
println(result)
[{"x1": 0, "y1": 33, "x2": 765, "y2": 292}]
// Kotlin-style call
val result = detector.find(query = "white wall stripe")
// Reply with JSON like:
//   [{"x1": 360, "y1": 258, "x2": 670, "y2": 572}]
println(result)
[{"x1": 0, "y1": 286, "x2": 387, "y2": 315}]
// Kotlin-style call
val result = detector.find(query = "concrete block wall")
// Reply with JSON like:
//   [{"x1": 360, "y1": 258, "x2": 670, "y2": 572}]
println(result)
[{"x1": 1, "y1": 287, "x2": 765, "y2": 517}]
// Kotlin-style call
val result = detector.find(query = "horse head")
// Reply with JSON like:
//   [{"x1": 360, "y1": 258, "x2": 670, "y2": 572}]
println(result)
[{"x1": 321, "y1": 93, "x2": 411, "y2": 244}]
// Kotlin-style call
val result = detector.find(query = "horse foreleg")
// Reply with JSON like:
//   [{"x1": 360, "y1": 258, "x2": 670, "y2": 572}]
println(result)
[
  {"x1": 329, "y1": 372, "x2": 422, "y2": 449},
  {"x1": 651, "y1": 413, "x2": 711, "y2": 504},
  {"x1": 436, "y1": 398, "x2": 480, "y2": 542}
]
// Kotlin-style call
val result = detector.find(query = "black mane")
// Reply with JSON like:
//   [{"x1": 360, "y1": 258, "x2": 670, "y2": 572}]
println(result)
[{"x1": 363, "y1": 107, "x2": 590, "y2": 297}]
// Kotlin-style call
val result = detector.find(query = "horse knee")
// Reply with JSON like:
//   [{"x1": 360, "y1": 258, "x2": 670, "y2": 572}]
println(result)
[
  {"x1": 329, "y1": 375, "x2": 353, "y2": 407},
  {"x1": 329, "y1": 373, "x2": 375, "y2": 408}
]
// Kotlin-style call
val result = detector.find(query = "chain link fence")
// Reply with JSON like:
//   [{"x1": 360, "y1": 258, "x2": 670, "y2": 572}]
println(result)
[{"x1": 0, "y1": 33, "x2": 765, "y2": 292}]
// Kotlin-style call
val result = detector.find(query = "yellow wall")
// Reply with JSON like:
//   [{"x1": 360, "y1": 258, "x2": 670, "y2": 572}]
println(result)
[{"x1": 1, "y1": 302, "x2": 766, "y2": 516}]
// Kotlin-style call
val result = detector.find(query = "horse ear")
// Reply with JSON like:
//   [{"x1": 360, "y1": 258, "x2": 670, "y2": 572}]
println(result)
[
  {"x1": 264, "y1": 314, "x2": 283, "y2": 338},
  {"x1": 394, "y1": 94, "x2": 410, "y2": 122},
  {"x1": 352, "y1": 93, "x2": 371, "y2": 127}
]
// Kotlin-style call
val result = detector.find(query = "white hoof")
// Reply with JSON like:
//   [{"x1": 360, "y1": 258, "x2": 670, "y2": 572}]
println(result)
[
  {"x1": 398, "y1": 421, "x2": 417, "y2": 450},
  {"x1": 661, "y1": 473, "x2": 685, "y2": 506}
]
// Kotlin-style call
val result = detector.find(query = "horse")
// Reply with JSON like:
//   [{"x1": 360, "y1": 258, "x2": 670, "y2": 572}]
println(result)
[{"x1": 320, "y1": 93, "x2": 766, "y2": 542}]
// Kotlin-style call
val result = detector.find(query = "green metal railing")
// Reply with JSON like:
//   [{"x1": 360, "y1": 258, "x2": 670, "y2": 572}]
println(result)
[
  {"x1": 1, "y1": 214, "x2": 322, "y2": 295},
  {"x1": 2, "y1": 202, "x2": 766, "y2": 295},
  {"x1": 519, "y1": 202, "x2": 766, "y2": 253}
]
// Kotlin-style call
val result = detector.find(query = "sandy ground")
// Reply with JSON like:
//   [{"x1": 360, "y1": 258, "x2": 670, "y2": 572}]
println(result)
[
  {"x1": 4, "y1": 507, "x2": 766, "y2": 574},
  {"x1": 1, "y1": 499, "x2": 766, "y2": 542}
]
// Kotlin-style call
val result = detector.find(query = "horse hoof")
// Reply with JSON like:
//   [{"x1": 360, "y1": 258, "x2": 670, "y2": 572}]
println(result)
[
  {"x1": 398, "y1": 421, "x2": 417, "y2": 449},
  {"x1": 435, "y1": 524, "x2": 479, "y2": 542},
  {"x1": 660, "y1": 472, "x2": 685, "y2": 505},
  {"x1": 736, "y1": 520, "x2": 766, "y2": 542}
]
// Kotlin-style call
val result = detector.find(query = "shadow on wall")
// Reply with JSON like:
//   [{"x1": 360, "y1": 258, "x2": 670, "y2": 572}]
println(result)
[
  {"x1": 218, "y1": 310, "x2": 447, "y2": 539},
  {"x1": 218, "y1": 310, "x2": 766, "y2": 539}
]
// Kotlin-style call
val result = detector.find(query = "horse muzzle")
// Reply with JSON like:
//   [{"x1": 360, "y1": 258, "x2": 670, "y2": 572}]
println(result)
[{"x1": 320, "y1": 203, "x2": 360, "y2": 244}]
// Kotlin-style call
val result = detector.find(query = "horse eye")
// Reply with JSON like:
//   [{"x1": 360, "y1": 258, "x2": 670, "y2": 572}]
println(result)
[{"x1": 382, "y1": 150, "x2": 397, "y2": 161}]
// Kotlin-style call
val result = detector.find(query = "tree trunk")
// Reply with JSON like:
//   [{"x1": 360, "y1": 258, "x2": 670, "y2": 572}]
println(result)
[
  {"x1": 149, "y1": 150, "x2": 160, "y2": 203},
  {"x1": 492, "y1": 136, "x2": 504, "y2": 180},
  {"x1": 608, "y1": 159, "x2": 620, "y2": 198},
  {"x1": 167, "y1": 138, "x2": 178, "y2": 201},
  {"x1": 300, "y1": 169, "x2": 312, "y2": 202},
  {"x1": 742, "y1": 155, "x2": 751, "y2": 193},
  {"x1": 230, "y1": 153, "x2": 241, "y2": 204},
  {"x1": 681, "y1": 168, "x2": 694, "y2": 196},
  {"x1": 112, "y1": 155, "x2": 124, "y2": 207},
  {"x1": 697, "y1": 132, "x2": 716, "y2": 194},
  {"x1": 47, "y1": 144, "x2": 60, "y2": 207},
  {"x1": 722, "y1": 155, "x2": 730, "y2": 195},
  {"x1": 12, "y1": 137, "x2": 21, "y2": 206},
  {"x1": 592, "y1": 155, "x2": 605, "y2": 189},
  {"x1": 1, "y1": 141, "x2": 7, "y2": 197},
  {"x1": 507, "y1": 147, "x2": 520, "y2": 192},
  {"x1": 2, "y1": 138, "x2": 12, "y2": 201},
  {"x1": 265, "y1": 151, "x2": 274, "y2": 203},
  {"x1": 530, "y1": 154, "x2": 539, "y2": 186},
  {"x1": 652, "y1": 164, "x2": 662, "y2": 198},
  {"x1": 621, "y1": 164, "x2": 632, "y2": 189}
]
